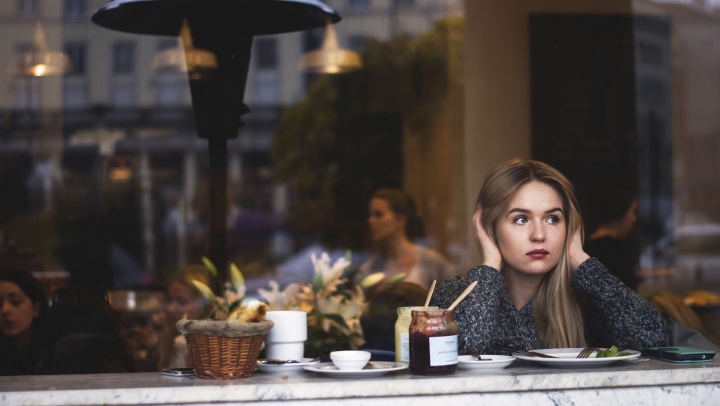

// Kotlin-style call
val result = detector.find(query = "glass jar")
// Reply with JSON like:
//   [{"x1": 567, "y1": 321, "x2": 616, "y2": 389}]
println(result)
[
  {"x1": 409, "y1": 309, "x2": 458, "y2": 375},
  {"x1": 395, "y1": 306, "x2": 438, "y2": 364}
]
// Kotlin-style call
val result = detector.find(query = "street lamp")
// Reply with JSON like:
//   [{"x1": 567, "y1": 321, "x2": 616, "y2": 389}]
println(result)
[{"x1": 92, "y1": 0, "x2": 340, "y2": 285}]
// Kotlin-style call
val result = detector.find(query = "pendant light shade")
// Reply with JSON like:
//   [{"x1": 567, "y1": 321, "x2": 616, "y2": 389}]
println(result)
[
  {"x1": 152, "y1": 19, "x2": 217, "y2": 77},
  {"x1": 300, "y1": 20, "x2": 362, "y2": 74},
  {"x1": 8, "y1": 22, "x2": 71, "y2": 77}
]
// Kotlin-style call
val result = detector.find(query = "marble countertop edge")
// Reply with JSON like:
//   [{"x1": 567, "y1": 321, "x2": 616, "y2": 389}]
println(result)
[{"x1": 1, "y1": 360, "x2": 719, "y2": 406}]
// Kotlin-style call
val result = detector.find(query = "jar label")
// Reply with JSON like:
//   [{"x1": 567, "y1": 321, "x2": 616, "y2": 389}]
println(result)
[
  {"x1": 428, "y1": 335, "x2": 458, "y2": 366},
  {"x1": 400, "y1": 333, "x2": 410, "y2": 361}
]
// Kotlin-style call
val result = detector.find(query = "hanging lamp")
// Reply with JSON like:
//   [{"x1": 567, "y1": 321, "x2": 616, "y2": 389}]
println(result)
[
  {"x1": 152, "y1": 19, "x2": 217, "y2": 78},
  {"x1": 300, "y1": 20, "x2": 362, "y2": 73},
  {"x1": 8, "y1": 22, "x2": 71, "y2": 77}
]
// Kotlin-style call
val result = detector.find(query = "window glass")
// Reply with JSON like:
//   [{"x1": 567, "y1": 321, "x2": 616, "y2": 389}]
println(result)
[
  {"x1": 112, "y1": 41, "x2": 135, "y2": 75},
  {"x1": 17, "y1": 0, "x2": 39, "y2": 17},
  {"x1": 0, "y1": 0, "x2": 719, "y2": 376}
]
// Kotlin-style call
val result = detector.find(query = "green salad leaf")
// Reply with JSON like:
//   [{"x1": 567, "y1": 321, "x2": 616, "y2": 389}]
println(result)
[{"x1": 595, "y1": 345, "x2": 632, "y2": 358}]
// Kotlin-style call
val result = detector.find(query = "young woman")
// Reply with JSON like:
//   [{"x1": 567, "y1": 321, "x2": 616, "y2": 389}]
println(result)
[
  {"x1": 357, "y1": 188, "x2": 456, "y2": 291},
  {"x1": 430, "y1": 158, "x2": 667, "y2": 354},
  {"x1": 159, "y1": 265, "x2": 213, "y2": 369},
  {"x1": 0, "y1": 268, "x2": 49, "y2": 375}
]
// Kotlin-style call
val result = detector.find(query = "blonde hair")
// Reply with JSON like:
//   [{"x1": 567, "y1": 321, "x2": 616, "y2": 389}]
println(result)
[
  {"x1": 167, "y1": 264, "x2": 214, "y2": 316},
  {"x1": 476, "y1": 158, "x2": 586, "y2": 348}
]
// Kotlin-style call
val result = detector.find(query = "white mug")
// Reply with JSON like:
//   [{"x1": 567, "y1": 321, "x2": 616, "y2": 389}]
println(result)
[{"x1": 264, "y1": 311, "x2": 307, "y2": 360}]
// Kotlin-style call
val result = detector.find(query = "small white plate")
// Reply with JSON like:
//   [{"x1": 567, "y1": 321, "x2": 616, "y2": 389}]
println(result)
[
  {"x1": 256, "y1": 358, "x2": 320, "y2": 374},
  {"x1": 457, "y1": 354, "x2": 516, "y2": 370},
  {"x1": 513, "y1": 348, "x2": 641, "y2": 367},
  {"x1": 303, "y1": 361, "x2": 408, "y2": 378}
]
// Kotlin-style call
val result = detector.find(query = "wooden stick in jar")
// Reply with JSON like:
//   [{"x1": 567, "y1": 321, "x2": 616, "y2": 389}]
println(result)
[
  {"x1": 447, "y1": 281, "x2": 478, "y2": 311},
  {"x1": 424, "y1": 280, "x2": 437, "y2": 308}
]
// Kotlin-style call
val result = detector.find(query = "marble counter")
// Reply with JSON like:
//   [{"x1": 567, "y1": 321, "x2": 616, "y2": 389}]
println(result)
[{"x1": 1, "y1": 358, "x2": 719, "y2": 406}]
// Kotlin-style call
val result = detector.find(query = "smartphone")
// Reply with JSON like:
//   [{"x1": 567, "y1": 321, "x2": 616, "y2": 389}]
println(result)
[
  {"x1": 642, "y1": 346, "x2": 716, "y2": 363},
  {"x1": 161, "y1": 368, "x2": 196, "y2": 377}
]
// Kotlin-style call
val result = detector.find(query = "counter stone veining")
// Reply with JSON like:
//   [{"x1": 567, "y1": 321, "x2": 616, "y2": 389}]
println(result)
[{"x1": 1, "y1": 358, "x2": 719, "y2": 405}]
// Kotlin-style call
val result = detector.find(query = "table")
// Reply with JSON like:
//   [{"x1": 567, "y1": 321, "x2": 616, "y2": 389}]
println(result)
[{"x1": 1, "y1": 358, "x2": 718, "y2": 405}]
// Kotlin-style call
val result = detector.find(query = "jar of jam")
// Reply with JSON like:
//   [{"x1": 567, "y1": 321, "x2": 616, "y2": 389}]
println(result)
[
  {"x1": 409, "y1": 309, "x2": 458, "y2": 375},
  {"x1": 395, "y1": 306, "x2": 438, "y2": 364}
]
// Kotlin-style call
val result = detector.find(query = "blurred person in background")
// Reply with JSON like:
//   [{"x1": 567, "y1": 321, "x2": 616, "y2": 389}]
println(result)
[
  {"x1": 356, "y1": 188, "x2": 456, "y2": 292},
  {"x1": 584, "y1": 186, "x2": 640, "y2": 290},
  {"x1": 0, "y1": 268, "x2": 49, "y2": 375},
  {"x1": 159, "y1": 265, "x2": 213, "y2": 369},
  {"x1": 35, "y1": 287, "x2": 136, "y2": 374}
]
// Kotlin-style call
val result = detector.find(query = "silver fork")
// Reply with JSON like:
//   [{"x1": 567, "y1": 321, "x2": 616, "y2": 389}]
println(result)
[{"x1": 577, "y1": 347, "x2": 605, "y2": 358}]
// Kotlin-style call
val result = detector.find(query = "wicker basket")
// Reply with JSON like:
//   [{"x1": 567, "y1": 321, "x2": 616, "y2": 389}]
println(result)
[{"x1": 178, "y1": 319, "x2": 274, "y2": 379}]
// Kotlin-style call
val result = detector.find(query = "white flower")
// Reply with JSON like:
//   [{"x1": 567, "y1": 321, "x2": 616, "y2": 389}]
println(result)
[
  {"x1": 311, "y1": 252, "x2": 350, "y2": 288},
  {"x1": 258, "y1": 281, "x2": 314, "y2": 312}
]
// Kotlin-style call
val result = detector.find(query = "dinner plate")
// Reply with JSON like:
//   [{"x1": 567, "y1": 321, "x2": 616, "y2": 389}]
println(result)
[
  {"x1": 256, "y1": 358, "x2": 321, "y2": 374},
  {"x1": 512, "y1": 348, "x2": 641, "y2": 367},
  {"x1": 303, "y1": 361, "x2": 408, "y2": 378},
  {"x1": 457, "y1": 354, "x2": 515, "y2": 370}
]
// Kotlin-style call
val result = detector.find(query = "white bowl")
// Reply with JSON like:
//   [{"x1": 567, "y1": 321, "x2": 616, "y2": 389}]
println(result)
[{"x1": 330, "y1": 350, "x2": 371, "y2": 370}]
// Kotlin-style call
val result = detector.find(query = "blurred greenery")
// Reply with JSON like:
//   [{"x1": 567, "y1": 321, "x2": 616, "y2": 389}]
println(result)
[{"x1": 271, "y1": 17, "x2": 464, "y2": 251}]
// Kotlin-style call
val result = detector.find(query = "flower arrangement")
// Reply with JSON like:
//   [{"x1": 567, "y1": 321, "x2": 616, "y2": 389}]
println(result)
[
  {"x1": 191, "y1": 252, "x2": 402, "y2": 358},
  {"x1": 258, "y1": 251, "x2": 401, "y2": 357},
  {"x1": 191, "y1": 257, "x2": 266, "y2": 322}
]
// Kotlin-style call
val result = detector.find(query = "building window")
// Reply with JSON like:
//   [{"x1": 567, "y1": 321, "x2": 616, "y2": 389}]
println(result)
[
  {"x1": 112, "y1": 41, "x2": 135, "y2": 75},
  {"x1": 158, "y1": 38, "x2": 177, "y2": 51},
  {"x1": 63, "y1": 77, "x2": 87, "y2": 108},
  {"x1": 156, "y1": 75, "x2": 185, "y2": 106},
  {"x1": 395, "y1": 0, "x2": 415, "y2": 7},
  {"x1": 111, "y1": 77, "x2": 135, "y2": 107},
  {"x1": 254, "y1": 38, "x2": 278, "y2": 70},
  {"x1": 254, "y1": 71, "x2": 278, "y2": 104},
  {"x1": 349, "y1": 0, "x2": 370, "y2": 10},
  {"x1": 14, "y1": 77, "x2": 41, "y2": 109},
  {"x1": 64, "y1": 42, "x2": 87, "y2": 76},
  {"x1": 17, "y1": 0, "x2": 38, "y2": 17},
  {"x1": 63, "y1": 0, "x2": 87, "y2": 19}
]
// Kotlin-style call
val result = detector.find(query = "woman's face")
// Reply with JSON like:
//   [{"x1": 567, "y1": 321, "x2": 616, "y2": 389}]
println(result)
[
  {"x1": 367, "y1": 197, "x2": 405, "y2": 243},
  {"x1": 165, "y1": 282, "x2": 205, "y2": 323},
  {"x1": 0, "y1": 281, "x2": 39, "y2": 339},
  {"x1": 495, "y1": 181, "x2": 567, "y2": 278}
]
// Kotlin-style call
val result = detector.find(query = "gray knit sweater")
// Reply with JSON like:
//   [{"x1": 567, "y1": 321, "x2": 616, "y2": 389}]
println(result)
[{"x1": 429, "y1": 258, "x2": 667, "y2": 354}]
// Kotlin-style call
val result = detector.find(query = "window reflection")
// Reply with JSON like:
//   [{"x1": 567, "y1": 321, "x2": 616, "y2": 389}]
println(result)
[{"x1": 0, "y1": 0, "x2": 719, "y2": 375}]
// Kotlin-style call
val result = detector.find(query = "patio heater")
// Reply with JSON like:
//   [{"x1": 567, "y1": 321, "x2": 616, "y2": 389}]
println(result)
[{"x1": 92, "y1": 0, "x2": 340, "y2": 285}]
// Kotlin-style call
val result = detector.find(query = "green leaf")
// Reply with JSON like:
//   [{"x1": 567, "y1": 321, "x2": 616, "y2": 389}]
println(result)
[
  {"x1": 359, "y1": 272, "x2": 385, "y2": 288},
  {"x1": 385, "y1": 272, "x2": 406, "y2": 286},
  {"x1": 192, "y1": 280, "x2": 221, "y2": 309},
  {"x1": 201, "y1": 256, "x2": 218, "y2": 278},
  {"x1": 311, "y1": 270, "x2": 323, "y2": 293},
  {"x1": 229, "y1": 263, "x2": 245, "y2": 292}
]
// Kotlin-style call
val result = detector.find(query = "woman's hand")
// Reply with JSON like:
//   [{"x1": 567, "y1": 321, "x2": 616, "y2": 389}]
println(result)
[
  {"x1": 567, "y1": 227, "x2": 590, "y2": 272},
  {"x1": 473, "y1": 207, "x2": 502, "y2": 270}
]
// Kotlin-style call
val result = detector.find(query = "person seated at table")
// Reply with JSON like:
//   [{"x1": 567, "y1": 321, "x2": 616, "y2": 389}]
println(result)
[
  {"x1": 35, "y1": 287, "x2": 137, "y2": 374},
  {"x1": 430, "y1": 158, "x2": 667, "y2": 355},
  {"x1": 355, "y1": 188, "x2": 456, "y2": 291},
  {"x1": 584, "y1": 185, "x2": 641, "y2": 290},
  {"x1": 158, "y1": 265, "x2": 213, "y2": 369},
  {"x1": 0, "y1": 268, "x2": 49, "y2": 375}
]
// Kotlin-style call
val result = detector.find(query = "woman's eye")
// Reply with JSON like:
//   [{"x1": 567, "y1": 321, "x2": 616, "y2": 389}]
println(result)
[
  {"x1": 546, "y1": 215, "x2": 561, "y2": 224},
  {"x1": 513, "y1": 216, "x2": 529, "y2": 225}
]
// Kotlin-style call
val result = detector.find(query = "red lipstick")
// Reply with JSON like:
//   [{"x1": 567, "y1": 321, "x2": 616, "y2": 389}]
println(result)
[{"x1": 526, "y1": 249, "x2": 549, "y2": 259}]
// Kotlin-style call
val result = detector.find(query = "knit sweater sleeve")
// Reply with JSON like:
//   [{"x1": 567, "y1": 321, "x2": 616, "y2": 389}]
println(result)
[
  {"x1": 572, "y1": 257, "x2": 667, "y2": 348},
  {"x1": 429, "y1": 265, "x2": 506, "y2": 354}
]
